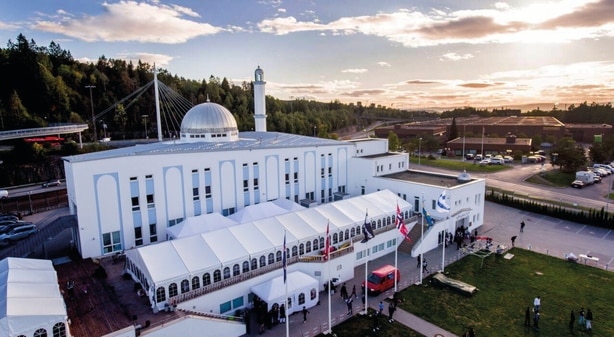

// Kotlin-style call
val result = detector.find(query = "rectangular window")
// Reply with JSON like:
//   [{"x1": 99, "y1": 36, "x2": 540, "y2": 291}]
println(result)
[
  {"x1": 220, "y1": 301, "x2": 232, "y2": 314},
  {"x1": 204, "y1": 168, "x2": 212, "y2": 198},
  {"x1": 146, "y1": 194, "x2": 155, "y2": 208},
  {"x1": 193, "y1": 187, "x2": 199, "y2": 201},
  {"x1": 232, "y1": 296, "x2": 244, "y2": 309},
  {"x1": 149, "y1": 223, "x2": 157, "y2": 243},
  {"x1": 131, "y1": 197, "x2": 139, "y2": 211},
  {"x1": 134, "y1": 227, "x2": 143, "y2": 246},
  {"x1": 130, "y1": 177, "x2": 140, "y2": 211},
  {"x1": 102, "y1": 231, "x2": 121, "y2": 254},
  {"x1": 243, "y1": 179, "x2": 249, "y2": 192}
]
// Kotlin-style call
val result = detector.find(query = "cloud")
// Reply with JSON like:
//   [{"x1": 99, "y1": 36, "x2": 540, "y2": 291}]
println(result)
[
  {"x1": 257, "y1": 0, "x2": 614, "y2": 47},
  {"x1": 31, "y1": 1, "x2": 223, "y2": 43},
  {"x1": 458, "y1": 82, "x2": 502, "y2": 88},
  {"x1": 0, "y1": 21, "x2": 21, "y2": 30},
  {"x1": 407, "y1": 80, "x2": 439, "y2": 85},
  {"x1": 377, "y1": 61, "x2": 391, "y2": 67},
  {"x1": 440, "y1": 52, "x2": 474, "y2": 61},
  {"x1": 341, "y1": 68, "x2": 368, "y2": 74},
  {"x1": 340, "y1": 89, "x2": 387, "y2": 97}
]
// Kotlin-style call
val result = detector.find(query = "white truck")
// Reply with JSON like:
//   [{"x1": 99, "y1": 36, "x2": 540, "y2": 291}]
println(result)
[{"x1": 575, "y1": 171, "x2": 596, "y2": 185}]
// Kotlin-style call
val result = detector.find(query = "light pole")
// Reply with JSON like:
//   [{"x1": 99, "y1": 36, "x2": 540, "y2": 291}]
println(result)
[
  {"x1": 419, "y1": 137, "x2": 422, "y2": 167},
  {"x1": 142, "y1": 115, "x2": 149, "y2": 139},
  {"x1": 462, "y1": 125, "x2": 466, "y2": 161},
  {"x1": 480, "y1": 126, "x2": 485, "y2": 157},
  {"x1": 313, "y1": 125, "x2": 316, "y2": 137},
  {"x1": 27, "y1": 191, "x2": 33, "y2": 215},
  {"x1": 86, "y1": 85, "x2": 97, "y2": 142}
]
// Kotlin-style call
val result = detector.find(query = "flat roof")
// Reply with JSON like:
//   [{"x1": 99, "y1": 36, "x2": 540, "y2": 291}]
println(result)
[
  {"x1": 381, "y1": 169, "x2": 474, "y2": 188},
  {"x1": 64, "y1": 131, "x2": 348, "y2": 163}
]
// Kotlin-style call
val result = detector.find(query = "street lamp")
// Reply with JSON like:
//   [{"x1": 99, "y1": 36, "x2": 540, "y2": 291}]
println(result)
[
  {"x1": 462, "y1": 125, "x2": 466, "y2": 161},
  {"x1": 142, "y1": 115, "x2": 149, "y2": 139},
  {"x1": 86, "y1": 85, "x2": 97, "y2": 142},
  {"x1": 313, "y1": 125, "x2": 317, "y2": 137},
  {"x1": 419, "y1": 137, "x2": 422, "y2": 167}
]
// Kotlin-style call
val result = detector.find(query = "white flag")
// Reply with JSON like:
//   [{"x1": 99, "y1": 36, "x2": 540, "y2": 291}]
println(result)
[{"x1": 436, "y1": 190, "x2": 450, "y2": 214}]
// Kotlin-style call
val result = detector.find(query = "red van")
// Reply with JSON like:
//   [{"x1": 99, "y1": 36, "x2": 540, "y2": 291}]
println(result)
[{"x1": 362, "y1": 265, "x2": 400, "y2": 295}]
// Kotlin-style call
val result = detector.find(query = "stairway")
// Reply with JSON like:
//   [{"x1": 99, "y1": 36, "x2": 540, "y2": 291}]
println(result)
[{"x1": 398, "y1": 221, "x2": 423, "y2": 255}]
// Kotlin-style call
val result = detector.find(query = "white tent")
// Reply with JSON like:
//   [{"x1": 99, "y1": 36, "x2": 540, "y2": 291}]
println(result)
[
  {"x1": 0, "y1": 258, "x2": 69, "y2": 337},
  {"x1": 167, "y1": 213, "x2": 237, "y2": 239},
  {"x1": 250, "y1": 271, "x2": 318, "y2": 315},
  {"x1": 227, "y1": 202, "x2": 288, "y2": 223},
  {"x1": 271, "y1": 198, "x2": 305, "y2": 212}
]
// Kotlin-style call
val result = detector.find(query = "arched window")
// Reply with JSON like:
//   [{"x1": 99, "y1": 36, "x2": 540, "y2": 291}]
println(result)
[
  {"x1": 298, "y1": 292, "x2": 306, "y2": 305},
  {"x1": 313, "y1": 239, "x2": 319, "y2": 250},
  {"x1": 306, "y1": 240, "x2": 312, "y2": 253},
  {"x1": 156, "y1": 286, "x2": 166, "y2": 302},
  {"x1": 33, "y1": 329, "x2": 47, "y2": 337},
  {"x1": 310, "y1": 288, "x2": 317, "y2": 300},
  {"x1": 287, "y1": 296, "x2": 292, "y2": 308},
  {"x1": 203, "y1": 273, "x2": 211, "y2": 286},
  {"x1": 168, "y1": 283, "x2": 178, "y2": 297},
  {"x1": 180, "y1": 279, "x2": 190, "y2": 293},
  {"x1": 251, "y1": 258, "x2": 258, "y2": 270},
  {"x1": 344, "y1": 229, "x2": 349, "y2": 241},
  {"x1": 213, "y1": 270, "x2": 222, "y2": 282},
  {"x1": 223, "y1": 267, "x2": 231, "y2": 279},
  {"x1": 319, "y1": 238, "x2": 324, "y2": 249},
  {"x1": 387, "y1": 216, "x2": 392, "y2": 225},
  {"x1": 276, "y1": 251, "x2": 282, "y2": 262},
  {"x1": 233, "y1": 264, "x2": 240, "y2": 276},
  {"x1": 192, "y1": 276, "x2": 200, "y2": 290},
  {"x1": 351, "y1": 227, "x2": 356, "y2": 237},
  {"x1": 291, "y1": 246, "x2": 298, "y2": 257},
  {"x1": 53, "y1": 322, "x2": 67, "y2": 337},
  {"x1": 377, "y1": 219, "x2": 382, "y2": 228},
  {"x1": 268, "y1": 253, "x2": 275, "y2": 265},
  {"x1": 299, "y1": 243, "x2": 305, "y2": 255},
  {"x1": 259, "y1": 256, "x2": 266, "y2": 267},
  {"x1": 242, "y1": 261, "x2": 250, "y2": 273},
  {"x1": 332, "y1": 233, "x2": 338, "y2": 244},
  {"x1": 356, "y1": 225, "x2": 361, "y2": 235}
]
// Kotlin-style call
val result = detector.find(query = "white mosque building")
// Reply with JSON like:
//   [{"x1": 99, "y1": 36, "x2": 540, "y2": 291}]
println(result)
[{"x1": 62, "y1": 67, "x2": 486, "y2": 320}]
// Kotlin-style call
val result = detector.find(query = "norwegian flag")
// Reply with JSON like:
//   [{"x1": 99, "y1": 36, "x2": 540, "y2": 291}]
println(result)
[
  {"x1": 396, "y1": 203, "x2": 411, "y2": 242},
  {"x1": 324, "y1": 221, "x2": 330, "y2": 261},
  {"x1": 282, "y1": 232, "x2": 287, "y2": 283}
]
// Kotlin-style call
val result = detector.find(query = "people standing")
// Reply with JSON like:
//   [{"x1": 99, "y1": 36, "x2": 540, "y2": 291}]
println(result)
[
  {"x1": 569, "y1": 309, "x2": 575, "y2": 331},
  {"x1": 511, "y1": 235, "x2": 517, "y2": 247},
  {"x1": 422, "y1": 257, "x2": 429, "y2": 274},
  {"x1": 533, "y1": 296, "x2": 541, "y2": 312},
  {"x1": 350, "y1": 284, "x2": 356, "y2": 299},
  {"x1": 279, "y1": 303, "x2": 286, "y2": 323},
  {"x1": 378, "y1": 301, "x2": 384, "y2": 314},
  {"x1": 524, "y1": 307, "x2": 531, "y2": 326},
  {"x1": 340, "y1": 283, "x2": 348, "y2": 300},
  {"x1": 520, "y1": 221, "x2": 525, "y2": 232},
  {"x1": 302, "y1": 306, "x2": 309, "y2": 323},
  {"x1": 579, "y1": 307, "x2": 585, "y2": 326},
  {"x1": 416, "y1": 254, "x2": 422, "y2": 268},
  {"x1": 586, "y1": 308, "x2": 593, "y2": 332},
  {"x1": 533, "y1": 311, "x2": 540, "y2": 330}
]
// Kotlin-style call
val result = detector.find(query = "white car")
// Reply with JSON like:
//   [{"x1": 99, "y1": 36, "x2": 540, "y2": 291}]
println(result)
[
  {"x1": 490, "y1": 157, "x2": 504, "y2": 165},
  {"x1": 503, "y1": 156, "x2": 513, "y2": 163},
  {"x1": 479, "y1": 159, "x2": 491, "y2": 166}
]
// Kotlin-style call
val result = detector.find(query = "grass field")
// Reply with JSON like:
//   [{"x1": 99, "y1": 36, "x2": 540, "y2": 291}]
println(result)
[{"x1": 322, "y1": 249, "x2": 613, "y2": 337}]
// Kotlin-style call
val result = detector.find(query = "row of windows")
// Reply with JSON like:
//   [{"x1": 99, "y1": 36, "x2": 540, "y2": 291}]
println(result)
[{"x1": 16, "y1": 322, "x2": 67, "y2": 337}]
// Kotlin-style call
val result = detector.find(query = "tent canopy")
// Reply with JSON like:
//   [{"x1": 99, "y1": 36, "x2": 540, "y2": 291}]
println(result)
[
  {"x1": 167, "y1": 213, "x2": 237, "y2": 239},
  {"x1": 250, "y1": 271, "x2": 318, "y2": 313},
  {"x1": 0, "y1": 258, "x2": 67, "y2": 337}
]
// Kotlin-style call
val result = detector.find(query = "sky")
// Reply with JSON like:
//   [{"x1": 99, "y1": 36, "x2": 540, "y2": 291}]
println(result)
[{"x1": 1, "y1": 0, "x2": 614, "y2": 111}]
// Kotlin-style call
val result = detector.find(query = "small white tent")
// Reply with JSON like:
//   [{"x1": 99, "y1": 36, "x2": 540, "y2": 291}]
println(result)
[
  {"x1": 250, "y1": 271, "x2": 318, "y2": 315},
  {"x1": 0, "y1": 258, "x2": 70, "y2": 337},
  {"x1": 166, "y1": 213, "x2": 237, "y2": 239}
]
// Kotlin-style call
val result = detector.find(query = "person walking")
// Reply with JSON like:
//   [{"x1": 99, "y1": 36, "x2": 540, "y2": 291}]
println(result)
[
  {"x1": 346, "y1": 296, "x2": 353, "y2": 316},
  {"x1": 422, "y1": 257, "x2": 429, "y2": 274},
  {"x1": 340, "y1": 283, "x2": 348, "y2": 300},
  {"x1": 579, "y1": 307, "x2": 585, "y2": 326},
  {"x1": 511, "y1": 235, "x2": 517, "y2": 247},
  {"x1": 350, "y1": 284, "x2": 356, "y2": 299},
  {"x1": 388, "y1": 302, "x2": 396, "y2": 323},
  {"x1": 533, "y1": 311, "x2": 540, "y2": 330},
  {"x1": 524, "y1": 307, "x2": 531, "y2": 326},
  {"x1": 586, "y1": 308, "x2": 593, "y2": 332},
  {"x1": 520, "y1": 220, "x2": 525, "y2": 232},
  {"x1": 378, "y1": 301, "x2": 384, "y2": 314},
  {"x1": 569, "y1": 309, "x2": 575, "y2": 332},
  {"x1": 416, "y1": 254, "x2": 422, "y2": 268},
  {"x1": 302, "y1": 306, "x2": 309, "y2": 323}
]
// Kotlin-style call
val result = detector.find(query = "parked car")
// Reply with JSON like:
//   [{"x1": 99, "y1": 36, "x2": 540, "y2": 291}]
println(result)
[
  {"x1": 594, "y1": 176, "x2": 602, "y2": 184},
  {"x1": 503, "y1": 155, "x2": 513, "y2": 163},
  {"x1": 490, "y1": 157, "x2": 504, "y2": 165},
  {"x1": 42, "y1": 179, "x2": 61, "y2": 188},
  {"x1": 465, "y1": 153, "x2": 474, "y2": 160},
  {"x1": 0, "y1": 223, "x2": 38, "y2": 242},
  {"x1": 0, "y1": 190, "x2": 7, "y2": 199},
  {"x1": 479, "y1": 159, "x2": 491, "y2": 166},
  {"x1": 0, "y1": 214, "x2": 19, "y2": 222},
  {"x1": 475, "y1": 154, "x2": 483, "y2": 161},
  {"x1": 571, "y1": 180, "x2": 584, "y2": 189}
]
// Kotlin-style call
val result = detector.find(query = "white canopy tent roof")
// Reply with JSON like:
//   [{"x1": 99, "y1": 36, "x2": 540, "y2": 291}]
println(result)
[
  {"x1": 0, "y1": 258, "x2": 68, "y2": 337},
  {"x1": 126, "y1": 190, "x2": 412, "y2": 295},
  {"x1": 167, "y1": 213, "x2": 237, "y2": 240},
  {"x1": 250, "y1": 271, "x2": 318, "y2": 313}
]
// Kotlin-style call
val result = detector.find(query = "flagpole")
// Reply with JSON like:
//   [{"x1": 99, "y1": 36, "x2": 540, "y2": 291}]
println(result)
[
  {"x1": 364, "y1": 240, "x2": 368, "y2": 315},
  {"x1": 326, "y1": 221, "x2": 332, "y2": 335},
  {"x1": 394, "y1": 203, "x2": 399, "y2": 293},
  {"x1": 419, "y1": 196, "x2": 423, "y2": 285},
  {"x1": 442, "y1": 226, "x2": 446, "y2": 273},
  {"x1": 284, "y1": 231, "x2": 289, "y2": 337}
]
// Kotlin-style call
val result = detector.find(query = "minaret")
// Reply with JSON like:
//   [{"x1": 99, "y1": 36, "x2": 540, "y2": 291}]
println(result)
[{"x1": 253, "y1": 66, "x2": 267, "y2": 132}]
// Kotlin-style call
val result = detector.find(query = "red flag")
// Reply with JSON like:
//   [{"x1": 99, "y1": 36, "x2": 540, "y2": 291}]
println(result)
[
  {"x1": 324, "y1": 222, "x2": 330, "y2": 261},
  {"x1": 396, "y1": 203, "x2": 411, "y2": 242}
]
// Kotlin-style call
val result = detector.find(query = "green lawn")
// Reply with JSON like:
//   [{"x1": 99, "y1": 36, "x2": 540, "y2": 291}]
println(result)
[
  {"x1": 322, "y1": 249, "x2": 613, "y2": 337},
  {"x1": 398, "y1": 249, "x2": 613, "y2": 337}
]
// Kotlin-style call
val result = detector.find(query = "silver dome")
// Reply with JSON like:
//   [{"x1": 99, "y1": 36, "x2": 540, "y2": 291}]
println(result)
[{"x1": 181, "y1": 102, "x2": 238, "y2": 134}]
